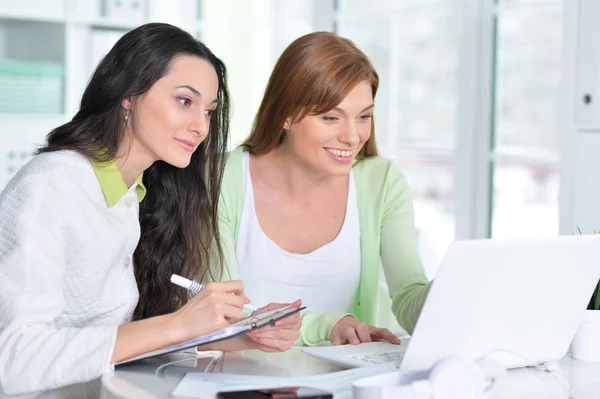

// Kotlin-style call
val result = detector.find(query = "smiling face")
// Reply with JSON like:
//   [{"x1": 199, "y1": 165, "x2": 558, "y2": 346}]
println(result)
[
  {"x1": 122, "y1": 55, "x2": 219, "y2": 168},
  {"x1": 281, "y1": 80, "x2": 374, "y2": 176}
]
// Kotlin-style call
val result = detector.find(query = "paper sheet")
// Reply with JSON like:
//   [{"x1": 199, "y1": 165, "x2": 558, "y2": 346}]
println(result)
[{"x1": 171, "y1": 363, "x2": 398, "y2": 399}]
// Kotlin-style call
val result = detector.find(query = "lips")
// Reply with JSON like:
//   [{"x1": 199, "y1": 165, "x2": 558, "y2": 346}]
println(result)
[
  {"x1": 324, "y1": 147, "x2": 354, "y2": 158},
  {"x1": 323, "y1": 147, "x2": 355, "y2": 164},
  {"x1": 175, "y1": 138, "x2": 196, "y2": 152}
]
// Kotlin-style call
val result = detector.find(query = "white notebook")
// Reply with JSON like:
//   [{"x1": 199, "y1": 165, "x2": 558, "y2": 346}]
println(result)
[{"x1": 117, "y1": 306, "x2": 305, "y2": 365}]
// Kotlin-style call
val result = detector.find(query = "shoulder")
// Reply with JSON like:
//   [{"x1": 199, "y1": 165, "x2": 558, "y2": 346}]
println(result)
[
  {"x1": 18, "y1": 150, "x2": 90, "y2": 179},
  {"x1": 353, "y1": 155, "x2": 409, "y2": 192},
  {"x1": 221, "y1": 146, "x2": 245, "y2": 188},
  {"x1": 223, "y1": 146, "x2": 245, "y2": 175},
  {"x1": 219, "y1": 146, "x2": 246, "y2": 213},
  {"x1": 1, "y1": 151, "x2": 92, "y2": 203},
  {"x1": 353, "y1": 155, "x2": 413, "y2": 218}
]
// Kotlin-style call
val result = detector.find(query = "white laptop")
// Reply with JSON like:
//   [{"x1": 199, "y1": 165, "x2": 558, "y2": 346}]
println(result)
[{"x1": 303, "y1": 235, "x2": 600, "y2": 371}]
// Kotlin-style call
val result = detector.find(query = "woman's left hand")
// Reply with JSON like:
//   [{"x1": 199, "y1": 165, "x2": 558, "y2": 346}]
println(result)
[
  {"x1": 330, "y1": 315, "x2": 401, "y2": 345},
  {"x1": 246, "y1": 299, "x2": 302, "y2": 352}
]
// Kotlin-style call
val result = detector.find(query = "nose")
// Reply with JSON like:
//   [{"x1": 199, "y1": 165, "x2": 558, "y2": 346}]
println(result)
[
  {"x1": 338, "y1": 120, "x2": 360, "y2": 147},
  {"x1": 189, "y1": 112, "x2": 210, "y2": 138}
]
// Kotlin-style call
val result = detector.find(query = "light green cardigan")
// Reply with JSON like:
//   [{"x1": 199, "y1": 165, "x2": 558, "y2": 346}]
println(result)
[{"x1": 213, "y1": 147, "x2": 430, "y2": 345}]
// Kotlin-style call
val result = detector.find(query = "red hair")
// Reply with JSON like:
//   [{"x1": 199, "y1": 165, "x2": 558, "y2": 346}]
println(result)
[{"x1": 243, "y1": 31, "x2": 379, "y2": 158}]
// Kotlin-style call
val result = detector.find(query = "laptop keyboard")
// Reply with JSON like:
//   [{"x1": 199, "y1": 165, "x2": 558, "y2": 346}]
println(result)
[{"x1": 346, "y1": 348, "x2": 408, "y2": 364}]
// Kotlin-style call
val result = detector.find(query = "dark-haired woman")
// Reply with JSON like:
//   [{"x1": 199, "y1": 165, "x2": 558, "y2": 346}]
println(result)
[{"x1": 0, "y1": 23, "x2": 299, "y2": 397}]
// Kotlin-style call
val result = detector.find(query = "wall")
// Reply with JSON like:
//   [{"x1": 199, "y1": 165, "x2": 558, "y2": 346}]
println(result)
[
  {"x1": 202, "y1": 0, "x2": 276, "y2": 149},
  {"x1": 560, "y1": 0, "x2": 600, "y2": 234}
]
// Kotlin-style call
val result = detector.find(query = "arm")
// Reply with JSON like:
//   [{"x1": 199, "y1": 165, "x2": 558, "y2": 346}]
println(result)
[
  {"x1": 296, "y1": 310, "x2": 350, "y2": 346},
  {"x1": 0, "y1": 174, "x2": 246, "y2": 395},
  {"x1": 380, "y1": 163, "x2": 431, "y2": 334},
  {"x1": 0, "y1": 177, "x2": 119, "y2": 394}
]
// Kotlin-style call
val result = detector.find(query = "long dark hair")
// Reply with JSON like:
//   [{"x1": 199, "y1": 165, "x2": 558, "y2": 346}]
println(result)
[
  {"x1": 37, "y1": 23, "x2": 230, "y2": 320},
  {"x1": 244, "y1": 31, "x2": 379, "y2": 157}
]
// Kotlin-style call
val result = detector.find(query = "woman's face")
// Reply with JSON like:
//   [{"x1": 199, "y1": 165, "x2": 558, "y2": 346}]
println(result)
[
  {"x1": 282, "y1": 80, "x2": 374, "y2": 176},
  {"x1": 124, "y1": 55, "x2": 219, "y2": 168}
]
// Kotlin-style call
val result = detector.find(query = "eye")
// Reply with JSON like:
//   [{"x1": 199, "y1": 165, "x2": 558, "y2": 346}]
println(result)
[
  {"x1": 322, "y1": 116, "x2": 338, "y2": 122},
  {"x1": 360, "y1": 114, "x2": 373, "y2": 120},
  {"x1": 204, "y1": 109, "x2": 216, "y2": 118},
  {"x1": 178, "y1": 97, "x2": 192, "y2": 107}
]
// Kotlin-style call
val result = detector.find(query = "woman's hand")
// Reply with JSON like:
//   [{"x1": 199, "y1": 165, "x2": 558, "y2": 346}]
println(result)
[
  {"x1": 330, "y1": 315, "x2": 401, "y2": 345},
  {"x1": 245, "y1": 299, "x2": 303, "y2": 352},
  {"x1": 170, "y1": 280, "x2": 249, "y2": 342}
]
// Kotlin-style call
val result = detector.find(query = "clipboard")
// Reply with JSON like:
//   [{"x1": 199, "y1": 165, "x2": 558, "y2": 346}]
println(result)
[{"x1": 116, "y1": 306, "x2": 306, "y2": 365}]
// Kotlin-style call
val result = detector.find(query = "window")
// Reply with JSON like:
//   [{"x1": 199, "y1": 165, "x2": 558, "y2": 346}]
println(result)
[
  {"x1": 338, "y1": 0, "x2": 461, "y2": 257},
  {"x1": 198, "y1": 0, "x2": 564, "y2": 256},
  {"x1": 490, "y1": 0, "x2": 562, "y2": 238}
]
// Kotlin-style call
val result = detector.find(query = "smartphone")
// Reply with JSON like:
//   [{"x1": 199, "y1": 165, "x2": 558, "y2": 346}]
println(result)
[{"x1": 216, "y1": 386, "x2": 333, "y2": 399}]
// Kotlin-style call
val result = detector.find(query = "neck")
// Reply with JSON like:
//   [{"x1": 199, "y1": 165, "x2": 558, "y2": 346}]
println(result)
[
  {"x1": 265, "y1": 145, "x2": 347, "y2": 196},
  {"x1": 115, "y1": 136, "x2": 154, "y2": 187}
]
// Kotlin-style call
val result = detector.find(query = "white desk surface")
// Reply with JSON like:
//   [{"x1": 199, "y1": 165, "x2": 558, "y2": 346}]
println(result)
[{"x1": 101, "y1": 348, "x2": 600, "y2": 399}]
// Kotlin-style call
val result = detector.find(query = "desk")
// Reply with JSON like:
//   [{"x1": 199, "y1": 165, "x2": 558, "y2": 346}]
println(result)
[{"x1": 101, "y1": 349, "x2": 600, "y2": 399}]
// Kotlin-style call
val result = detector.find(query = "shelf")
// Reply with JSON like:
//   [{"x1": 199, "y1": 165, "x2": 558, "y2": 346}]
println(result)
[
  {"x1": 0, "y1": 15, "x2": 142, "y2": 32},
  {"x1": 0, "y1": 19, "x2": 65, "y2": 64},
  {"x1": 0, "y1": 114, "x2": 67, "y2": 190},
  {"x1": 0, "y1": 0, "x2": 67, "y2": 23},
  {"x1": 0, "y1": 114, "x2": 69, "y2": 136},
  {"x1": 86, "y1": 18, "x2": 144, "y2": 31}
]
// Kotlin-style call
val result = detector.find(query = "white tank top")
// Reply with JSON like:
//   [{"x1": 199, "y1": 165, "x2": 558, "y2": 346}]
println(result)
[{"x1": 236, "y1": 152, "x2": 361, "y2": 313}]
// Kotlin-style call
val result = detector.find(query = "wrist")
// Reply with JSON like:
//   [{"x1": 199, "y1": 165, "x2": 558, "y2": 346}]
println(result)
[
  {"x1": 330, "y1": 315, "x2": 357, "y2": 338},
  {"x1": 200, "y1": 335, "x2": 255, "y2": 352},
  {"x1": 165, "y1": 311, "x2": 188, "y2": 344},
  {"x1": 334, "y1": 315, "x2": 357, "y2": 328}
]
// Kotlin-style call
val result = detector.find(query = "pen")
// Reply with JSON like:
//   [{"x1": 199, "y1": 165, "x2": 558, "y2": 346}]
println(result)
[{"x1": 170, "y1": 274, "x2": 258, "y2": 312}]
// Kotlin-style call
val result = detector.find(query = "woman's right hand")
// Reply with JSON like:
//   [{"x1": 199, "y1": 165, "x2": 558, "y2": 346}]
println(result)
[{"x1": 169, "y1": 280, "x2": 248, "y2": 342}]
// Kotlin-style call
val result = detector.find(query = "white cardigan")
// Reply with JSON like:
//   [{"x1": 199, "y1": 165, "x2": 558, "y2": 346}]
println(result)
[{"x1": 0, "y1": 151, "x2": 141, "y2": 398}]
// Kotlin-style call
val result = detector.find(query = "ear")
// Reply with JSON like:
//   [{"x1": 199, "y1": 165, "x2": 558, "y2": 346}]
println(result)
[
  {"x1": 121, "y1": 97, "x2": 133, "y2": 111},
  {"x1": 283, "y1": 117, "x2": 293, "y2": 130}
]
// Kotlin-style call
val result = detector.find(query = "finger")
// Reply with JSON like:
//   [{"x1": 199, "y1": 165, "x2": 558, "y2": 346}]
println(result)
[
  {"x1": 344, "y1": 327, "x2": 360, "y2": 345},
  {"x1": 249, "y1": 319, "x2": 301, "y2": 335},
  {"x1": 248, "y1": 324, "x2": 282, "y2": 334},
  {"x1": 213, "y1": 290, "x2": 245, "y2": 310},
  {"x1": 329, "y1": 326, "x2": 355, "y2": 345},
  {"x1": 286, "y1": 299, "x2": 302, "y2": 309},
  {"x1": 255, "y1": 299, "x2": 302, "y2": 316},
  {"x1": 255, "y1": 302, "x2": 291, "y2": 315},
  {"x1": 201, "y1": 281, "x2": 249, "y2": 307},
  {"x1": 194, "y1": 290, "x2": 238, "y2": 309},
  {"x1": 222, "y1": 303, "x2": 245, "y2": 321},
  {"x1": 249, "y1": 336, "x2": 296, "y2": 351},
  {"x1": 274, "y1": 313, "x2": 301, "y2": 327},
  {"x1": 355, "y1": 324, "x2": 372, "y2": 343},
  {"x1": 247, "y1": 328, "x2": 299, "y2": 341},
  {"x1": 251, "y1": 342, "x2": 280, "y2": 353},
  {"x1": 248, "y1": 335, "x2": 288, "y2": 348},
  {"x1": 206, "y1": 280, "x2": 245, "y2": 296},
  {"x1": 371, "y1": 328, "x2": 401, "y2": 344},
  {"x1": 274, "y1": 301, "x2": 302, "y2": 327}
]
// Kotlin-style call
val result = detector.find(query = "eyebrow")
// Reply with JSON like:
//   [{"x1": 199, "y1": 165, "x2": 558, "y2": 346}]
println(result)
[
  {"x1": 175, "y1": 85, "x2": 219, "y2": 105},
  {"x1": 331, "y1": 104, "x2": 375, "y2": 114},
  {"x1": 176, "y1": 85, "x2": 201, "y2": 96}
]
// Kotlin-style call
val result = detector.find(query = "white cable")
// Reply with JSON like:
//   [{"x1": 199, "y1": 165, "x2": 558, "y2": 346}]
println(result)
[
  {"x1": 154, "y1": 351, "x2": 223, "y2": 377},
  {"x1": 477, "y1": 348, "x2": 559, "y2": 374}
]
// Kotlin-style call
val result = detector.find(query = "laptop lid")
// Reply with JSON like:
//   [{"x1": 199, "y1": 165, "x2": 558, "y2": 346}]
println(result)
[{"x1": 400, "y1": 235, "x2": 600, "y2": 371}]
